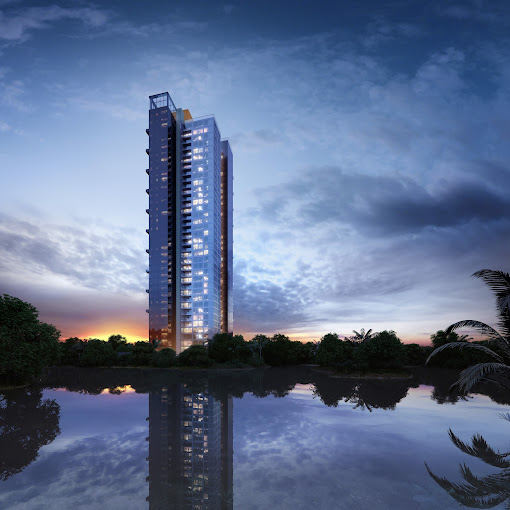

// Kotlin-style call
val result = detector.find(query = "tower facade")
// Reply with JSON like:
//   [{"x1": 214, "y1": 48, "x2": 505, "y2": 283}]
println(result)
[{"x1": 146, "y1": 92, "x2": 233, "y2": 353}]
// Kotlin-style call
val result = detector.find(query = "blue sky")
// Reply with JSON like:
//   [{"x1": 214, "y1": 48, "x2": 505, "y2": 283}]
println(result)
[{"x1": 0, "y1": 0, "x2": 509, "y2": 343}]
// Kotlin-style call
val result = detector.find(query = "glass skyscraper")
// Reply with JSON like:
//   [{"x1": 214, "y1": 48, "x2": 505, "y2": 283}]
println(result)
[
  {"x1": 147, "y1": 384, "x2": 233, "y2": 510},
  {"x1": 146, "y1": 92, "x2": 233, "y2": 353}
]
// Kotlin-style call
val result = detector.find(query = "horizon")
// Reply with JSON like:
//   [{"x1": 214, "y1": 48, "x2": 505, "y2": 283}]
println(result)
[{"x1": 1, "y1": 1, "x2": 509, "y2": 346}]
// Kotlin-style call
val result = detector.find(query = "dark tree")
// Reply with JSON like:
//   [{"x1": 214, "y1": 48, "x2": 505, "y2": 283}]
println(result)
[
  {"x1": 0, "y1": 295, "x2": 60, "y2": 384},
  {"x1": 80, "y1": 339, "x2": 116, "y2": 367},
  {"x1": 208, "y1": 333, "x2": 251, "y2": 364},
  {"x1": 0, "y1": 387, "x2": 61, "y2": 480},
  {"x1": 107, "y1": 334, "x2": 128, "y2": 350},
  {"x1": 151, "y1": 348, "x2": 177, "y2": 367},
  {"x1": 316, "y1": 333, "x2": 352, "y2": 367},
  {"x1": 355, "y1": 330, "x2": 405, "y2": 370},
  {"x1": 177, "y1": 345, "x2": 211, "y2": 367}
]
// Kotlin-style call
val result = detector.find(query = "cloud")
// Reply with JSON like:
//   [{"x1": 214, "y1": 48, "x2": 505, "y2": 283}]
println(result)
[
  {"x1": 363, "y1": 17, "x2": 426, "y2": 48},
  {"x1": 233, "y1": 259, "x2": 318, "y2": 335},
  {"x1": 69, "y1": 95, "x2": 145, "y2": 121},
  {"x1": 0, "y1": 5, "x2": 109, "y2": 42},
  {"x1": 0, "y1": 213, "x2": 146, "y2": 293},
  {"x1": 0, "y1": 428, "x2": 148, "y2": 509},
  {"x1": 254, "y1": 165, "x2": 510, "y2": 237},
  {"x1": 0, "y1": 119, "x2": 22, "y2": 134},
  {"x1": 228, "y1": 129, "x2": 286, "y2": 152},
  {"x1": 437, "y1": 2, "x2": 510, "y2": 24},
  {"x1": 0, "y1": 77, "x2": 30, "y2": 111}
]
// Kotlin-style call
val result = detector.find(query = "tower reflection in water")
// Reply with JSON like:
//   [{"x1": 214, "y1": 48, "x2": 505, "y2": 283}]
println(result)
[{"x1": 147, "y1": 384, "x2": 233, "y2": 510}]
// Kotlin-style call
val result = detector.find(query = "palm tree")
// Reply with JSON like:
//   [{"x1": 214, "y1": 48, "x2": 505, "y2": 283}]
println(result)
[
  {"x1": 350, "y1": 328, "x2": 374, "y2": 342},
  {"x1": 426, "y1": 425, "x2": 510, "y2": 508},
  {"x1": 427, "y1": 269, "x2": 510, "y2": 393}
]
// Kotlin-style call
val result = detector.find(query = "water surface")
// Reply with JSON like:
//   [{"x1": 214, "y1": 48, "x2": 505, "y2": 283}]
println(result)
[{"x1": 1, "y1": 367, "x2": 509, "y2": 509}]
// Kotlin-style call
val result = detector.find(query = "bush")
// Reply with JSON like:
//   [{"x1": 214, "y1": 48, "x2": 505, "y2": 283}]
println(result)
[
  {"x1": 177, "y1": 345, "x2": 211, "y2": 367},
  {"x1": 0, "y1": 295, "x2": 60, "y2": 384},
  {"x1": 208, "y1": 333, "x2": 251, "y2": 364},
  {"x1": 59, "y1": 337, "x2": 84, "y2": 366},
  {"x1": 152, "y1": 348, "x2": 177, "y2": 367},
  {"x1": 316, "y1": 333, "x2": 352, "y2": 367},
  {"x1": 131, "y1": 341, "x2": 155, "y2": 366},
  {"x1": 355, "y1": 330, "x2": 405, "y2": 370},
  {"x1": 262, "y1": 334, "x2": 292, "y2": 366},
  {"x1": 403, "y1": 343, "x2": 429, "y2": 366},
  {"x1": 80, "y1": 340, "x2": 116, "y2": 367}
]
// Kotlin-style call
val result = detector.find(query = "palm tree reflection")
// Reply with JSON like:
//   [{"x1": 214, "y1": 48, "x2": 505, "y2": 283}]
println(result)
[{"x1": 426, "y1": 425, "x2": 510, "y2": 508}]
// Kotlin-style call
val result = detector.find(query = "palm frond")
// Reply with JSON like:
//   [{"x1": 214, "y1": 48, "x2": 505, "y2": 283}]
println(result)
[
  {"x1": 445, "y1": 320, "x2": 510, "y2": 359},
  {"x1": 453, "y1": 363, "x2": 510, "y2": 393},
  {"x1": 448, "y1": 430, "x2": 510, "y2": 468},
  {"x1": 426, "y1": 341, "x2": 505, "y2": 366},
  {"x1": 425, "y1": 463, "x2": 507, "y2": 508},
  {"x1": 446, "y1": 320, "x2": 506, "y2": 342},
  {"x1": 499, "y1": 412, "x2": 510, "y2": 422},
  {"x1": 473, "y1": 270, "x2": 510, "y2": 311},
  {"x1": 473, "y1": 270, "x2": 510, "y2": 338},
  {"x1": 460, "y1": 463, "x2": 510, "y2": 496}
]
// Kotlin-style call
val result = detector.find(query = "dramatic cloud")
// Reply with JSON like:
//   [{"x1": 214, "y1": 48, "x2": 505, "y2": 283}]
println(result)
[
  {"x1": 0, "y1": 213, "x2": 145, "y2": 293},
  {"x1": 253, "y1": 165, "x2": 510, "y2": 236},
  {"x1": 0, "y1": 1, "x2": 509, "y2": 342}
]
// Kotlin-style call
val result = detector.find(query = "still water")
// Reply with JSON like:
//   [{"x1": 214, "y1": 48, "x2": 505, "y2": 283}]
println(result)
[{"x1": 1, "y1": 366, "x2": 509, "y2": 510}]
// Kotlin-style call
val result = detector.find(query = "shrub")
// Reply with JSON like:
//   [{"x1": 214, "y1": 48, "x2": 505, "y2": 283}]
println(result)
[
  {"x1": 208, "y1": 333, "x2": 251, "y2": 364},
  {"x1": 177, "y1": 345, "x2": 211, "y2": 367},
  {"x1": 316, "y1": 333, "x2": 352, "y2": 367},
  {"x1": 355, "y1": 330, "x2": 405, "y2": 370},
  {"x1": 59, "y1": 337, "x2": 88, "y2": 366},
  {"x1": 80, "y1": 340, "x2": 116, "y2": 367},
  {"x1": 262, "y1": 334, "x2": 292, "y2": 366},
  {"x1": 131, "y1": 341, "x2": 155, "y2": 366},
  {"x1": 403, "y1": 343, "x2": 429, "y2": 366},
  {"x1": 152, "y1": 348, "x2": 177, "y2": 367}
]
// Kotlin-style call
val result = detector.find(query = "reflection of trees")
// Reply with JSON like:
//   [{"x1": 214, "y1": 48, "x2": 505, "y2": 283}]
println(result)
[
  {"x1": 312, "y1": 376, "x2": 414, "y2": 410},
  {"x1": 426, "y1": 426, "x2": 510, "y2": 508},
  {"x1": 0, "y1": 387, "x2": 60, "y2": 480},
  {"x1": 40, "y1": 365, "x2": 510, "y2": 409}
]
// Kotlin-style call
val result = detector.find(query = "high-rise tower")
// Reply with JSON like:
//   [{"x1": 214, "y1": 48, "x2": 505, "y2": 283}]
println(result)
[{"x1": 146, "y1": 92, "x2": 233, "y2": 353}]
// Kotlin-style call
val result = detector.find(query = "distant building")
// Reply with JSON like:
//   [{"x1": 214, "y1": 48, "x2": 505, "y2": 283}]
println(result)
[{"x1": 146, "y1": 92, "x2": 233, "y2": 353}]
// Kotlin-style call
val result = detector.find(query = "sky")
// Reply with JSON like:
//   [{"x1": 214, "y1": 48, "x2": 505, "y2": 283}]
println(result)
[{"x1": 0, "y1": 0, "x2": 509, "y2": 344}]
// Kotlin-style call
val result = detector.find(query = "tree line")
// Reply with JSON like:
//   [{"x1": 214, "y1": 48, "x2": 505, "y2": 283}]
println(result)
[{"x1": 1, "y1": 268, "x2": 508, "y2": 386}]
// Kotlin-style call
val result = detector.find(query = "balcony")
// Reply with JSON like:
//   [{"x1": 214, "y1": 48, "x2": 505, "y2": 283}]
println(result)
[
  {"x1": 146, "y1": 269, "x2": 149, "y2": 273},
  {"x1": 146, "y1": 148, "x2": 149, "y2": 155},
  {"x1": 146, "y1": 229, "x2": 149, "y2": 234},
  {"x1": 146, "y1": 168, "x2": 149, "y2": 175},
  {"x1": 145, "y1": 289, "x2": 149, "y2": 293},
  {"x1": 146, "y1": 128, "x2": 149, "y2": 135},
  {"x1": 146, "y1": 309, "x2": 149, "y2": 313},
  {"x1": 146, "y1": 188, "x2": 149, "y2": 194},
  {"x1": 146, "y1": 209, "x2": 150, "y2": 214},
  {"x1": 146, "y1": 249, "x2": 150, "y2": 254}
]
